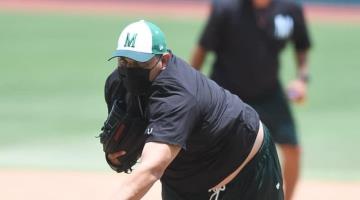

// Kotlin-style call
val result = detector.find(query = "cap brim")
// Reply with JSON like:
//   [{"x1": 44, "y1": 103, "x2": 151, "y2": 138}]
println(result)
[{"x1": 108, "y1": 50, "x2": 154, "y2": 62}]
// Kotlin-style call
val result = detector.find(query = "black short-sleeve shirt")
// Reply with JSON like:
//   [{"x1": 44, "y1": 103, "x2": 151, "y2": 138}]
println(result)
[
  {"x1": 104, "y1": 53, "x2": 260, "y2": 194},
  {"x1": 199, "y1": 0, "x2": 312, "y2": 101}
]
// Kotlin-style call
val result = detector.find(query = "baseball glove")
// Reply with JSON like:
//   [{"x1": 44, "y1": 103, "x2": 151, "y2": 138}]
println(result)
[{"x1": 98, "y1": 99, "x2": 148, "y2": 173}]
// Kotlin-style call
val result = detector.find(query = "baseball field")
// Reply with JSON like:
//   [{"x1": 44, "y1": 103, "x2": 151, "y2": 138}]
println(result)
[{"x1": 0, "y1": 0, "x2": 360, "y2": 199}]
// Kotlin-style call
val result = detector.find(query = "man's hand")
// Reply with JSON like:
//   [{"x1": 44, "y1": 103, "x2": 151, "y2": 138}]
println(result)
[
  {"x1": 108, "y1": 151, "x2": 127, "y2": 166},
  {"x1": 286, "y1": 79, "x2": 307, "y2": 104}
]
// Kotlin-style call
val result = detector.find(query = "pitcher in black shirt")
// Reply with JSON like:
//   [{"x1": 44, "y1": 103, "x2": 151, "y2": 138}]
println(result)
[
  {"x1": 191, "y1": 0, "x2": 312, "y2": 199},
  {"x1": 104, "y1": 20, "x2": 283, "y2": 200}
]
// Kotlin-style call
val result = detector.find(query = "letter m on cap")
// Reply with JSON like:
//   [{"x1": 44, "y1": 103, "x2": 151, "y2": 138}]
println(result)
[{"x1": 124, "y1": 33, "x2": 137, "y2": 48}]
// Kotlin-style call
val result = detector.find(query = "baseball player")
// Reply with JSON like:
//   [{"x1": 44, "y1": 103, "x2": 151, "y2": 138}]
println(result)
[
  {"x1": 191, "y1": 0, "x2": 312, "y2": 199},
  {"x1": 102, "y1": 20, "x2": 284, "y2": 200}
]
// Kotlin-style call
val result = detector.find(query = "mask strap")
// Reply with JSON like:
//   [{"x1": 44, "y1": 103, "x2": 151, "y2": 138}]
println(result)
[
  {"x1": 149, "y1": 55, "x2": 163, "y2": 70},
  {"x1": 137, "y1": 96, "x2": 144, "y2": 118}
]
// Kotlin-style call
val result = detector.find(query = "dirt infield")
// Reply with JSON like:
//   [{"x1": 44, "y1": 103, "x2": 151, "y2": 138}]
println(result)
[{"x1": 0, "y1": 169, "x2": 360, "y2": 200}]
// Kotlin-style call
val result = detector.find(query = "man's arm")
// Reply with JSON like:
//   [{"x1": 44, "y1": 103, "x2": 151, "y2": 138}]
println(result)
[
  {"x1": 110, "y1": 142, "x2": 181, "y2": 200},
  {"x1": 287, "y1": 49, "x2": 310, "y2": 103},
  {"x1": 190, "y1": 45, "x2": 208, "y2": 71},
  {"x1": 295, "y1": 50, "x2": 309, "y2": 82}
]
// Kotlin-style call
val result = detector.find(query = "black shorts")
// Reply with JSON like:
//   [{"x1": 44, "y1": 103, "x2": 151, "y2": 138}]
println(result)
[
  {"x1": 247, "y1": 87, "x2": 298, "y2": 145},
  {"x1": 161, "y1": 127, "x2": 284, "y2": 200}
]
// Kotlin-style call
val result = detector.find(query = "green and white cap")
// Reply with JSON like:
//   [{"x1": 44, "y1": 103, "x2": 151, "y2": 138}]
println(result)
[{"x1": 109, "y1": 20, "x2": 167, "y2": 62}]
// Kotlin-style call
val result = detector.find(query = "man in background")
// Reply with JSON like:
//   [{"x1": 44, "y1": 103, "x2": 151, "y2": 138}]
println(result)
[{"x1": 191, "y1": 0, "x2": 311, "y2": 199}]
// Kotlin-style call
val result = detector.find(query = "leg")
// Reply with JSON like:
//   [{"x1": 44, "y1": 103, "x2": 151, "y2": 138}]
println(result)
[
  {"x1": 247, "y1": 87, "x2": 300, "y2": 200},
  {"x1": 278, "y1": 144, "x2": 301, "y2": 200},
  {"x1": 161, "y1": 183, "x2": 185, "y2": 200},
  {"x1": 221, "y1": 126, "x2": 284, "y2": 200},
  {"x1": 162, "y1": 182, "x2": 211, "y2": 200}
]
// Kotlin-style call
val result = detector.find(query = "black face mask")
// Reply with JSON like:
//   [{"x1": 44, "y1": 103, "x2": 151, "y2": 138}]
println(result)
[
  {"x1": 118, "y1": 56, "x2": 162, "y2": 96},
  {"x1": 118, "y1": 67, "x2": 152, "y2": 96}
]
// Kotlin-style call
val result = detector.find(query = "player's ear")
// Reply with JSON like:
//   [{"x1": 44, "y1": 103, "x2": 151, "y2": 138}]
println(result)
[{"x1": 160, "y1": 53, "x2": 171, "y2": 70}]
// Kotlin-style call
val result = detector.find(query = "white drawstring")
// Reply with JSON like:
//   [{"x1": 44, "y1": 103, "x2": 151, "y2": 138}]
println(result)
[{"x1": 208, "y1": 186, "x2": 226, "y2": 200}]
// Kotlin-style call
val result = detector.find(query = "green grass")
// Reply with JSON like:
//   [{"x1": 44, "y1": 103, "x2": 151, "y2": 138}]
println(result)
[{"x1": 0, "y1": 11, "x2": 359, "y2": 180}]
